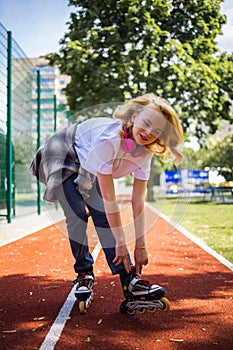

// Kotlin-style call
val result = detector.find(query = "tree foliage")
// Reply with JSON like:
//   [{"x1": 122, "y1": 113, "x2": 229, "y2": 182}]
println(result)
[
  {"x1": 0, "y1": 129, "x2": 6, "y2": 171},
  {"x1": 13, "y1": 135, "x2": 34, "y2": 164},
  {"x1": 199, "y1": 133, "x2": 233, "y2": 181},
  {"x1": 47, "y1": 0, "x2": 233, "y2": 142}
]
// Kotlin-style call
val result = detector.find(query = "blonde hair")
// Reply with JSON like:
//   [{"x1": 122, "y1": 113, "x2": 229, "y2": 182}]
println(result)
[{"x1": 113, "y1": 94, "x2": 183, "y2": 165}]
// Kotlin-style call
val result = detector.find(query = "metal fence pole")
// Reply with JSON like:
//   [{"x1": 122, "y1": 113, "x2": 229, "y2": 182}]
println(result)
[
  {"x1": 53, "y1": 94, "x2": 57, "y2": 132},
  {"x1": 37, "y1": 70, "x2": 41, "y2": 215},
  {"x1": 6, "y1": 31, "x2": 13, "y2": 223},
  {"x1": 67, "y1": 109, "x2": 71, "y2": 126}
]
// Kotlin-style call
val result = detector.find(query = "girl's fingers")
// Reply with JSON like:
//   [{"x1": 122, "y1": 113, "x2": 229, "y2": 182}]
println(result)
[
  {"x1": 135, "y1": 263, "x2": 142, "y2": 275},
  {"x1": 112, "y1": 256, "x2": 130, "y2": 273},
  {"x1": 123, "y1": 258, "x2": 131, "y2": 273}
]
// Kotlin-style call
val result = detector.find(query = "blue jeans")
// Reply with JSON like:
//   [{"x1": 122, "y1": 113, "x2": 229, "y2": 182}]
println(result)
[{"x1": 55, "y1": 174, "x2": 131, "y2": 274}]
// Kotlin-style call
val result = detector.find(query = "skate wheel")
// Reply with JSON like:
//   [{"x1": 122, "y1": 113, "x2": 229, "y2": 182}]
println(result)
[
  {"x1": 160, "y1": 297, "x2": 170, "y2": 311},
  {"x1": 119, "y1": 300, "x2": 128, "y2": 314},
  {"x1": 137, "y1": 307, "x2": 146, "y2": 314},
  {"x1": 79, "y1": 301, "x2": 87, "y2": 314},
  {"x1": 127, "y1": 309, "x2": 136, "y2": 316},
  {"x1": 148, "y1": 307, "x2": 158, "y2": 313},
  {"x1": 119, "y1": 300, "x2": 136, "y2": 316}
]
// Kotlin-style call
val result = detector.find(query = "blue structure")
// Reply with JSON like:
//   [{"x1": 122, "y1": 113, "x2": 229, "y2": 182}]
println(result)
[
  {"x1": 187, "y1": 170, "x2": 209, "y2": 182},
  {"x1": 164, "y1": 171, "x2": 182, "y2": 183},
  {"x1": 163, "y1": 169, "x2": 210, "y2": 195}
]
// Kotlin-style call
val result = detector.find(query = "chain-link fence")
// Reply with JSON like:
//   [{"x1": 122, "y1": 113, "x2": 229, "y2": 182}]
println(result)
[{"x1": 0, "y1": 23, "x2": 69, "y2": 223}]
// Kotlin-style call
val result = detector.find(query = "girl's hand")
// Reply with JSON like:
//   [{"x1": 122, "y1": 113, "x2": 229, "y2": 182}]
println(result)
[
  {"x1": 113, "y1": 245, "x2": 131, "y2": 273},
  {"x1": 134, "y1": 247, "x2": 148, "y2": 274}
]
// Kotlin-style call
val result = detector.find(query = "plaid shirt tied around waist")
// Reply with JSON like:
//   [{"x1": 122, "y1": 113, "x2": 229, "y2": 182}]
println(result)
[{"x1": 29, "y1": 123, "x2": 95, "y2": 202}]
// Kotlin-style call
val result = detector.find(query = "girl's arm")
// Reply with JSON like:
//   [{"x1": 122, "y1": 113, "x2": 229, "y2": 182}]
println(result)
[
  {"x1": 132, "y1": 178, "x2": 149, "y2": 274},
  {"x1": 97, "y1": 172, "x2": 131, "y2": 273}
]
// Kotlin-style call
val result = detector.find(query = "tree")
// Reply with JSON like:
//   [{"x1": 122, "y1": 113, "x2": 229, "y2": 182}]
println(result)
[
  {"x1": 0, "y1": 130, "x2": 6, "y2": 208},
  {"x1": 199, "y1": 133, "x2": 233, "y2": 181},
  {"x1": 47, "y1": 0, "x2": 232, "y2": 137},
  {"x1": 13, "y1": 134, "x2": 34, "y2": 164},
  {"x1": 47, "y1": 0, "x2": 233, "y2": 199}
]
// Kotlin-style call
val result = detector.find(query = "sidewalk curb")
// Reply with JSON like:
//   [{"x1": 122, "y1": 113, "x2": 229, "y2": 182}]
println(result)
[{"x1": 0, "y1": 208, "x2": 64, "y2": 247}]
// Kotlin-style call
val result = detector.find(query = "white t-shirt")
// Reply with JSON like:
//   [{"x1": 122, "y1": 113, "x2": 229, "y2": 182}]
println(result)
[{"x1": 74, "y1": 117, "x2": 152, "y2": 180}]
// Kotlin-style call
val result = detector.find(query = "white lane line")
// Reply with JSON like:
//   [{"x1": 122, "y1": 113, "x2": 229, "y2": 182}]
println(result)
[
  {"x1": 39, "y1": 240, "x2": 102, "y2": 350},
  {"x1": 146, "y1": 203, "x2": 233, "y2": 271}
]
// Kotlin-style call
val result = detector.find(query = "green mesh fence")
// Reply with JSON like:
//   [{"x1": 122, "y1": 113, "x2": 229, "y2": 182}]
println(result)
[
  {"x1": 0, "y1": 24, "x2": 9, "y2": 216},
  {"x1": 11, "y1": 32, "x2": 36, "y2": 217},
  {"x1": 0, "y1": 23, "x2": 69, "y2": 222}
]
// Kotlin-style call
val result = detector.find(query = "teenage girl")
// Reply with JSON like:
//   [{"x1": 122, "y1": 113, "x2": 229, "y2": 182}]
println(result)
[{"x1": 29, "y1": 94, "x2": 183, "y2": 309}]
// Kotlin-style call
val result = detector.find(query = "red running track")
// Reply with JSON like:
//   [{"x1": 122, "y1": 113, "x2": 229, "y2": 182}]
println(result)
[{"x1": 0, "y1": 203, "x2": 232, "y2": 350}]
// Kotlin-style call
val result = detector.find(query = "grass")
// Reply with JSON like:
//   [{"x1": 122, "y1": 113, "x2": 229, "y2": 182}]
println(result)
[{"x1": 150, "y1": 196, "x2": 233, "y2": 264}]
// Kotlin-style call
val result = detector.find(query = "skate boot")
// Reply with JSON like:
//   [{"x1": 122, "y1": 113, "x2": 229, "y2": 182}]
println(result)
[
  {"x1": 119, "y1": 266, "x2": 170, "y2": 315},
  {"x1": 73, "y1": 268, "x2": 94, "y2": 314}
]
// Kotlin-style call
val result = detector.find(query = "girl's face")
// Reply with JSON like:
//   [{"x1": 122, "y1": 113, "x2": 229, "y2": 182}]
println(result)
[{"x1": 131, "y1": 108, "x2": 167, "y2": 145}]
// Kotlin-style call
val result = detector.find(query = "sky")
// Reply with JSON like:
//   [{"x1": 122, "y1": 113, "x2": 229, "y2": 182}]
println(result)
[
  {"x1": 0, "y1": 0, "x2": 233, "y2": 58},
  {"x1": 0, "y1": 0, "x2": 72, "y2": 57}
]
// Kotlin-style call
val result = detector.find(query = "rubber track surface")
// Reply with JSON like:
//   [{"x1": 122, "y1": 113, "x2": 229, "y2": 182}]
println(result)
[{"x1": 0, "y1": 204, "x2": 232, "y2": 350}]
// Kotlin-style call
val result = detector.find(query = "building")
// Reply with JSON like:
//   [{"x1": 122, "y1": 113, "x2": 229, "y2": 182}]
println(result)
[{"x1": 30, "y1": 56, "x2": 70, "y2": 141}]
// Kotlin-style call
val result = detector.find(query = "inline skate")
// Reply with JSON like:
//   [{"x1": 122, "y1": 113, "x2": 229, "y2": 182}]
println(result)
[
  {"x1": 119, "y1": 267, "x2": 170, "y2": 315},
  {"x1": 73, "y1": 269, "x2": 95, "y2": 314}
]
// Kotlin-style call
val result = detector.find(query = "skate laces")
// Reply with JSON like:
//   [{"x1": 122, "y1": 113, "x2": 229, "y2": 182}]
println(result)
[
  {"x1": 128, "y1": 266, "x2": 150, "y2": 292},
  {"x1": 127, "y1": 267, "x2": 163, "y2": 296},
  {"x1": 77, "y1": 271, "x2": 94, "y2": 288},
  {"x1": 129, "y1": 276, "x2": 151, "y2": 292},
  {"x1": 72, "y1": 271, "x2": 94, "y2": 287}
]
